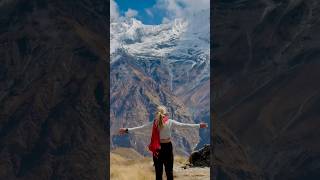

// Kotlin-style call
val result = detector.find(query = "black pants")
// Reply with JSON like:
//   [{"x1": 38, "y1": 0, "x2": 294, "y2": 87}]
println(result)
[{"x1": 153, "y1": 142, "x2": 174, "y2": 180}]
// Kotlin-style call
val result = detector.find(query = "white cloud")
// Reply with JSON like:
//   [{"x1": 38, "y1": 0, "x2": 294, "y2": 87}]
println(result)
[
  {"x1": 110, "y1": 0, "x2": 209, "y2": 24},
  {"x1": 145, "y1": 8, "x2": 154, "y2": 18},
  {"x1": 154, "y1": 0, "x2": 209, "y2": 21},
  {"x1": 125, "y1": 8, "x2": 138, "y2": 18},
  {"x1": 110, "y1": 0, "x2": 119, "y2": 22},
  {"x1": 162, "y1": 17, "x2": 170, "y2": 24}
]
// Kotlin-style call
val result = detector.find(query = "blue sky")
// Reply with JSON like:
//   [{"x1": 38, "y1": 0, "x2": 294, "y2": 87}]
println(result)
[
  {"x1": 111, "y1": 0, "x2": 210, "y2": 25},
  {"x1": 115, "y1": 0, "x2": 164, "y2": 24}
]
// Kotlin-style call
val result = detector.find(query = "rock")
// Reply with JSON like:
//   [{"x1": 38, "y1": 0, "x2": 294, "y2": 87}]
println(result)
[{"x1": 189, "y1": 144, "x2": 210, "y2": 167}]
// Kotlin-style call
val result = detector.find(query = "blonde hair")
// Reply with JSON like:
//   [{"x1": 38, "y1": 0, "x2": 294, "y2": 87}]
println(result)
[{"x1": 156, "y1": 105, "x2": 167, "y2": 129}]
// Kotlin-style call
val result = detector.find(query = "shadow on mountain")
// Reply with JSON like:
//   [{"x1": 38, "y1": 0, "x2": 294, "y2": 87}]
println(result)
[
  {"x1": 213, "y1": 0, "x2": 320, "y2": 179},
  {"x1": 0, "y1": 0, "x2": 108, "y2": 179}
]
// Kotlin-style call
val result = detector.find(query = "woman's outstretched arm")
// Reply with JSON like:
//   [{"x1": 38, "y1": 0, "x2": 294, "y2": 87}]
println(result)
[
  {"x1": 119, "y1": 121, "x2": 153, "y2": 135},
  {"x1": 170, "y1": 119, "x2": 208, "y2": 129}
]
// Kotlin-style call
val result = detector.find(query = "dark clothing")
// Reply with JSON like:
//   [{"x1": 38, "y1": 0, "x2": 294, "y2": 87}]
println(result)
[{"x1": 153, "y1": 142, "x2": 174, "y2": 180}]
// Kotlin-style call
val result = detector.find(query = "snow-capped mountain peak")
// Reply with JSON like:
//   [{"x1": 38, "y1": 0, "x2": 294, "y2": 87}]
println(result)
[
  {"x1": 110, "y1": 9, "x2": 209, "y2": 62},
  {"x1": 110, "y1": 9, "x2": 210, "y2": 95},
  {"x1": 111, "y1": 17, "x2": 188, "y2": 59}
]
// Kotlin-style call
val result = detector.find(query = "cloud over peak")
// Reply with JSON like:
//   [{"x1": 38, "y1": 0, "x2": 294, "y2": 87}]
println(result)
[
  {"x1": 110, "y1": 0, "x2": 119, "y2": 22},
  {"x1": 125, "y1": 8, "x2": 138, "y2": 18}
]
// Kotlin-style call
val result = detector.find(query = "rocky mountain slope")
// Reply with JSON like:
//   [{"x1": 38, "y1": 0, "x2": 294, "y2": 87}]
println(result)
[
  {"x1": 110, "y1": 10, "x2": 210, "y2": 154},
  {"x1": 110, "y1": 52, "x2": 200, "y2": 155},
  {"x1": 0, "y1": 0, "x2": 108, "y2": 179},
  {"x1": 213, "y1": 0, "x2": 320, "y2": 179}
]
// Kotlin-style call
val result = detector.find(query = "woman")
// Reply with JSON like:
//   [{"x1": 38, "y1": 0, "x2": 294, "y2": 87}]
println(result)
[{"x1": 119, "y1": 105, "x2": 208, "y2": 180}]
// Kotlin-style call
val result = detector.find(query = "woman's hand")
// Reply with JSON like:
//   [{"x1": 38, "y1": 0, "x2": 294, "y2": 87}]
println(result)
[
  {"x1": 200, "y1": 123, "x2": 208, "y2": 128},
  {"x1": 119, "y1": 128, "x2": 128, "y2": 135}
]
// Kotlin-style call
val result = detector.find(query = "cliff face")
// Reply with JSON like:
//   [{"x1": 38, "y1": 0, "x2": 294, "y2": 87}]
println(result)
[
  {"x1": 0, "y1": 0, "x2": 108, "y2": 179},
  {"x1": 213, "y1": 0, "x2": 320, "y2": 179}
]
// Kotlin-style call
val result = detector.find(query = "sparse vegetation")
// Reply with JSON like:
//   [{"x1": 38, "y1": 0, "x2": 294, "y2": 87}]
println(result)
[
  {"x1": 110, "y1": 152, "x2": 155, "y2": 180},
  {"x1": 110, "y1": 148, "x2": 210, "y2": 180}
]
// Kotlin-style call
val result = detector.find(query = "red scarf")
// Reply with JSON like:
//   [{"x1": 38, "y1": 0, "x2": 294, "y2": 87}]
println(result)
[{"x1": 148, "y1": 115, "x2": 168, "y2": 157}]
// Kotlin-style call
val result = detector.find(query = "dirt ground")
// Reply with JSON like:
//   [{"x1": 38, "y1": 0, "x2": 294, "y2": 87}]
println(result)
[{"x1": 110, "y1": 148, "x2": 210, "y2": 180}]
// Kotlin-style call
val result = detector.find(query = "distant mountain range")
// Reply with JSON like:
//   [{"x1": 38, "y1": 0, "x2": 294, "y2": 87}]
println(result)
[{"x1": 110, "y1": 9, "x2": 210, "y2": 155}]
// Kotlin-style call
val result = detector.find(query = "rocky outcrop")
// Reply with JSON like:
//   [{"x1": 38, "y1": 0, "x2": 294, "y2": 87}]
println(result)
[
  {"x1": 189, "y1": 144, "x2": 210, "y2": 167},
  {"x1": 0, "y1": 0, "x2": 108, "y2": 179},
  {"x1": 213, "y1": 0, "x2": 320, "y2": 179}
]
